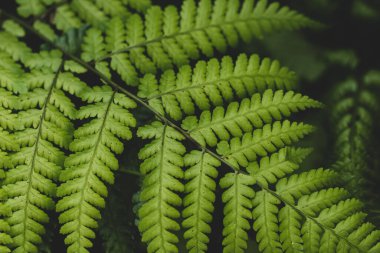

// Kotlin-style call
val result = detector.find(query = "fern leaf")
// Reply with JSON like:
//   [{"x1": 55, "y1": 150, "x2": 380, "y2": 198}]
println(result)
[
  {"x1": 319, "y1": 212, "x2": 367, "y2": 253},
  {"x1": 2, "y1": 20, "x2": 25, "y2": 38},
  {"x1": 247, "y1": 147, "x2": 311, "y2": 187},
  {"x1": 317, "y1": 199, "x2": 363, "y2": 228},
  {"x1": 242, "y1": 139, "x2": 380, "y2": 253},
  {"x1": 182, "y1": 89, "x2": 321, "y2": 146},
  {"x1": 56, "y1": 85, "x2": 136, "y2": 253},
  {"x1": 220, "y1": 172, "x2": 255, "y2": 253},
  {"x1": 137, "y1": 122, "x2": 185, "y2": 253},
  {"x1": 85, "y1": 0, "x2": 316, "y2": 86},
  {"x1": 182, "y1": 150, "x2": 221, "y2": 253},
  {"x1": 296, "y1": 188, "x2": 349, "y2": 217},
  {"x1": 81, "y1": 28, "x2": 111, "y2": 78},
  {"x1": 2, "y1": 53, "x2": 86, "y2": 252},
  {"x1": 276, "y1": 171, "x2": 379, "y2": 252},
  {"x1": 54, "y1": 5, "x2": 83, "y2": 31},
  {"x1": 33, "y1": 21, "x2": 57, "y2": 42},
  {"x1": 329, "y1": 73, "x2": 380, "y2": 226},
  {"x1": 279, "y1": 205, "x2": 303, "y2": 253},
  {"x1": 122, "y1": 0, "x2": 151, "y2": 12},
  {"x1": 252, "y1": 190, "x2": 282, "y2": 253},
  {"x1": 106, "y1": 17, "x2": 139, "y2": 85},
  {"x1": 331, "y1": 77, "x2": 378, "y2": 195},
  {"x1": 0, "y1": 88, "x2": 17, "y2": 110},
  {"x1": 216, "y1": 120, "x2": 314, "y2": 168},
  {"x1": 301, "y1": 219, "x2": 322, "y2": 253},
  {"x1": 0, "y1": 31, "x2": 31, "y2": 64},
  {"x1": 139, "y1": 54, "x2": 298, "y2": 119},
  {"x1": 24, "y1": 50, "x2": 63, "y2": 73},
  {"x1": 15, "y1": 0, "x2": 60, "y2": 18},
  {"x1": 58, "y1": 0, "x2": 107, "y2": 29},
  {"x1": 51, "y1": 0, "x2": 151, "y2": 31},
  {"x1": 0, "y1": 147, "x2": 13, "y2": 253},
  {"x1": 0, "y1": 45, "x2": 27, "y2": 94},
  {"x1": 276, "y1": 168, "x2": 338, "y2": 203}
]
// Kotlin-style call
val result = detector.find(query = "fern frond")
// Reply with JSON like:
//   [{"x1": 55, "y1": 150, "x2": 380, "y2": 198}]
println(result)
[
  {"x1": 105, "y1": 17, "x2": 139, "y2": 85},
  {"x1": 249, "y1": 149, "x2": 307, "y2": 253},
  {"x1": 301, "y1": 219, "x2": 322, "y2": 253},
  {"x1": 0, "y1": 45, "x2": 28, "y2": 93},
  {"x1": 241, "y1": 142, "x2": 380, "y2": 253},
  {"x1": 330, "y1": 73, "x2": 380, "y2": 220},
  {"x1": 139, "y1": 54, "x2": 298, "y2": 120},
  {"x1": 331, "y1": 77, "x2": 377, "y2": 188},
  {"x1": 81, "y1": 28, "x2": 111, "y2": 78},
  {"x1": 0, "y1": 88, "x2": 17, "y2": 110},
  {"x1": 137, "y1": 121, "x2": 185, "y2": 253},
  {"x1": 17, "y1": 0, "x2": 151, "y2": 31},
  {"x1": 56, "y1": 85, "x2": 136, "y2": 253},
  {"x1": 296, "y1": 187, "x2": 349, "y2": 216},
  {"x1": 276, "y1": 168, "x2": 338, "y2": 203},
  {"x1": 278, "y1": 205, "x2": 303, "y2": 253},
  {"x1": 364, "y1": 70, "x2": 380, "y2": 86},
  {"x1": 83, "y1": 0, "x2": 316, "y2": 86},
  {"x1": 216, "y1": 120, "x2": 314, "y2": 168},
  {"x1": 0, "y1": 39, "x2": 20, "y2": 252},
  {"x1": 0, "y1": 152, "x2": 13, "y2": 253},
  {"x1": 276, "y1": 177, "x2": 378, "y2": 252},
  {"x1": 252, "y1": 190, "x2": 282, "y2": 253},
  {"x1": 220, "y1": 172, "x2": 255, "y2": 253},
  {"x1": 1, "y1": 51, "x2": 87, "y2": 252},
  {"x1": 53, "y1": 5, "x2": 84, "y2": 32},
  {"x1": 0, "y1": 128, "x2": 18, "y2": 152},
  {"x1": 32, "y1": 21, "x2": 57, "y2": 42},
  {"x1": 2, "y1": 20, "x2": 25, "y2": 38},
  {"x1": 15, "y1": 0, "x2": 60, "y2": 18},
  {"x1": 182, "y1": 150, "x2": 221, "y2": 253},
  {"x1": 23, "y1": 50, "x2": 63, "y2": 73},
  {"x1": 182, "y1": 89, "x2": 321, "y2": 146},
  {"x1": 247, "y1": 147, "x2": 312, "y2": 187},
  {"x1": 325, "y1": 49, "x2": 358, "y2": 69}
]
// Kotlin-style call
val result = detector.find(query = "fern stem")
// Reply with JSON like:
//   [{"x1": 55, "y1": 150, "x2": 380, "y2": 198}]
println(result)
[
  {"x1": 158, "y1": 123, "x2": 168, "y2": 252},
  {"x1": 118, "y1": 168, "x2": 142, "y2": 176},
  {"x1": 0, "y1": 10, "x2": 366, "y2": 251}
]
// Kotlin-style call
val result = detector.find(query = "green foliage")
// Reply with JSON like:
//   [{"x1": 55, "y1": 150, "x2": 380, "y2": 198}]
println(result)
[
  {"x1": 0, "y1": 145, "x2": 12, "y2": 253},
  {"x1": 0, "y1": 0, "x2": 379, "y2": 253},
  {"x1": 217, "y1": 120, "x2": 314, "y2": 168},
  {"x1": 137, "y1": 122, "x2": 185, "y2": 252},
  {"x1": 79, "y1": 0, "x2": 317, "y2": 86},
  {"x1": 329, "y1": 69, "x2": 380, "y2": 226},
  {"x1": 220, "y1": 172, "x2": 255, "y2": 253},
  {"x1": 15, "y1": 0, "x2": 60, "y2": 18},
  {"x1": 248, "y1": 150, "x2": 380, "y2": 253},
  {"x1": 0, "y1": 30, "x2": 88, "y2": 252},
  {"x1": 182, "y1": 151, "x2": 220, "y2": 253},
  {"x1": 182, "y1": 89, "x2": 321, "y2": 147},
  {"x1": 56, "y1": 86, "x2": 136, "y2": 253},
  {"x1": 139, "y1": 54, "x2": 299, "y2": 121}
]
